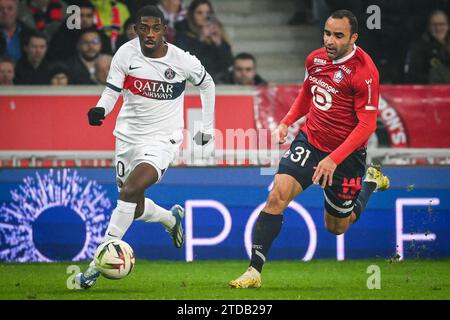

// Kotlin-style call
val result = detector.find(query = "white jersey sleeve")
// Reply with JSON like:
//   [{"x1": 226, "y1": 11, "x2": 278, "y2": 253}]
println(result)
[
  {"x1": 182, "y1": 52, "x2": 215, "y2": 135},
  {"x1": 184, "y1": 52, "x2": 207, "y2": 86},
  {"x1": 96, "y1": 45, "x2": 131, "y2": 115},
  {"x1": 106, "y1": 45, "x2": 129, "y2": 91}
]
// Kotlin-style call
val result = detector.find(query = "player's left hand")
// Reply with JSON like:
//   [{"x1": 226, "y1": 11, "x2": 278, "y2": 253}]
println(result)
[
  {"x1": 193, "y1": 131, "x2": 213, "y2": 146},
  {"x1": 312, "y1": 156, "x2": 337, "y2": 188},
  {"x1": 87, "y1": 107, "x2": 105, "y2": 126}
]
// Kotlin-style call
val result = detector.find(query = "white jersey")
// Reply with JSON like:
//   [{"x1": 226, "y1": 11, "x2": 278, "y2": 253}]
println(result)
[{"x1": 104, "y1": 38, "x2": 207, "y2": 144}]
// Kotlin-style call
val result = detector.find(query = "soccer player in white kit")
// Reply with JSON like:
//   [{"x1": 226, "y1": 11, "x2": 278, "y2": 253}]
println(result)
[{"x1": 76, "y1": 5, "x2": 215, "y2": 289}]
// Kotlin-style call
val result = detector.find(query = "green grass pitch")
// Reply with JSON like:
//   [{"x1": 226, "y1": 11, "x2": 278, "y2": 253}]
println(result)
[{"x1": 1, "y1": 259, "x2": 449, "y2": 300}]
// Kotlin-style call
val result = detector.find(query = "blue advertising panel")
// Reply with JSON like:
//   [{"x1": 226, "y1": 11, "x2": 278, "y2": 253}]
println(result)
[{"x1": 0, "y1": 167, "x2": 449, "y2": 262}]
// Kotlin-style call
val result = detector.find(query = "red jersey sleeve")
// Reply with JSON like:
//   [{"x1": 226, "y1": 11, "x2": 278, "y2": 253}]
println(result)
[
  {"x1": 329, "y1": 63, "x2": 379, "y2": 165},
  {"x1": 280, "y1": 55, "x2": 314, "y2": 126},
  {"x1": 280, "y1": 80, "x2": 311, "y2": 126},
  {"x1": 353, "y1": 63, "x2": 380, "y2": 115}
]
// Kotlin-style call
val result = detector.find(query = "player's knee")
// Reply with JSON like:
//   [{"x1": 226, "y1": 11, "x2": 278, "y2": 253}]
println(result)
[
  {"x1": 325, "y1": 221, "x2": 347, "y2": 235},
  {"x1": 266, "y1": 188, "x2": 289, "y2": 211},
  {"x1": 119, "y1": 184, "x2": 141, "y2": 203},
  {"x1": 133, "y1": 200, "x2": 145, "y2": 220}
]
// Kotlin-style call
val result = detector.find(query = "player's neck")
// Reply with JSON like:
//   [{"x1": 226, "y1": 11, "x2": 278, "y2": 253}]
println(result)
[
  {"x1": 332, "y1": 44, "x2": 356, "y2": 63},
  {"x1": 4, "y1": 23, "x2": 17, "y2": 38},
  {"x1": 143, "y1": 43, "x2": 169, "y2": 59}
]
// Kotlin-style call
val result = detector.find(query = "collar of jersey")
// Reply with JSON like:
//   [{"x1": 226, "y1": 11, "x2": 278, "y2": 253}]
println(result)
[
  {"x1": 139, "y1": 41, "x2": 170, "y2": 60},
  {"x1": 332, "y1": 44, "x2": 357, "y2": 64}
]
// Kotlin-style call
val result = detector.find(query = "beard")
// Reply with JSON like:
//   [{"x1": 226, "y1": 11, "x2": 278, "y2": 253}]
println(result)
[
  {"x1": 326, "y1": 42, "x2": 352, "y2": 60},
  {"x1": 141, "y1": 46, "x2": 157, "y2": 56},
  {"x1": 139, "y1": 38, "x2": 163, "y2": 57},
  {"x1": 81, "y1": 51, "x2": 100, "y2": 62},
  {"x1": 334, "y1": 46, "x2": 350, "y2": 59}
]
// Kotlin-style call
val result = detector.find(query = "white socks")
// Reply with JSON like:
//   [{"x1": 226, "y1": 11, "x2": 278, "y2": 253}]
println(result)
[
  {"x1": 136, "y1": 198, "x2": 176, "y2": 230},
  {"x1": 104, "y1": 200, "x2": 137, "y2": 242},
  {"x1": 103, "y1": 198, "x2": 175, "y2": 244}
]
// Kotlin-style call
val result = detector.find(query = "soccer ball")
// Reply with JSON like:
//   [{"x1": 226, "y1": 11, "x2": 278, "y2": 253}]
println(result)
[{"x1": 94, "y1": 239, "x2": 135, "y2": 279}]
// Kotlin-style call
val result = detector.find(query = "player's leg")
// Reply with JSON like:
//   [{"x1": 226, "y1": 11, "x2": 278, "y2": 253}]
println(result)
[
  {"x1": 324, "y1": 160, "x2": 390, "y2": 235},
  {"x1": 352, "y1": 163, "x2": 390, "y2": 223},
  {"x1": 75, "y1": 162, "x2": 158, "y2": 289},
  {"x1": 323, "y1": 149, "x2": 367, "y2": 235},
  {"x1": 75, "y1": 139, "x2": 134, "y2": 289},
  {"x1": 229, "y1": 174, "x2": 303, "y2": 289},
  {"x1": 128, "y1": 140, "x2": 185, "y2": 248},
  {"x1": 105, "y1": 138, "x2": 184, "y2": 247},
  {"x1": 230, "y1": 131, "x2": 316, "y2": 288},
  {"x1": 250, "y1": 173, "x2": 303, "y2": 269},
  {"x1": 76, "y1": 162, "x2": 182, "y2": 289},
  {"x1": 103, "y1": 162, "x2": 160, "y2": 240},
  {"x1": 324, "y1": 209, "x2": 352, "y2": 235},
  {"x1": 76, "y1": 141, "x2": 182, "y2": 289},
  {"x1": 128, "y1": 164, "x2": 184, "y2": 248}
]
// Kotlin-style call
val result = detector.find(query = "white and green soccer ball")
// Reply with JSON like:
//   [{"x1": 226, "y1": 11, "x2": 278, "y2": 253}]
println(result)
[{"x1": 94, "y1": 239, "x2": 135, "y2": 279}]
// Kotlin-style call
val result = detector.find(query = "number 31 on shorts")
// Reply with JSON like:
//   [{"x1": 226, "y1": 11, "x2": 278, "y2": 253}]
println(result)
[{"x1": 289, "y1": 146, "x2": 311, "y2": 167}]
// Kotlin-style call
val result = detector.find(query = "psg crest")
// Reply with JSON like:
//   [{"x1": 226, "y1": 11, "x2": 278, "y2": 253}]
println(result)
[
  {"x1": 164, "y1": 68, "x2": 175, "y2": 80},
  {"x1": 333, "y1": 70, "x2": 344, "y2": 83}
]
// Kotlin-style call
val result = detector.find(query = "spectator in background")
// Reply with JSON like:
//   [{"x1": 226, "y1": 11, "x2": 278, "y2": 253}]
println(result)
[
  {"x1": 352, "y1": 0, "x2": 436, "y2": 83},
  {"x1": 0, "y1": 55, "x2": 14, "y2": 84},
  {"x1": 14, "y1": 31, "x2": 53, "y2": 84},
  {"x1": 94, "y1": 53, "x2": 110, "y2": 84},
  {"x1": 217, "y1": 52, "x2": 268, "y2": 85},
  {"x1": 115, "y1": 17, "x2": 136, "y2": 49},
  {"x1": 48, "y1": 62, "x2": 69, "y2": 84},
  {"x1": 405, "y1": 10, "x2": 450, "y2": 84},
  {"x1": 0, "y1": 0, "x2": 34, "y2": 61},
  {"x1": 91, "y1": 0, "x2": 130, "y2": 52},
  {"x1": 48, "y1": 0, "x2": 111, "y2": 61},
  {"x1": 18, "y1": 0, "x2": 67, "y2": 39},
  {"x1": 49, "y1": 61, "x2": 69, "y2": 84},
  {"x1": 158, "y1": 0, "x2": 186, "y2": 43},
  {"x1": 121, "y1": 0, "x2": 158, "y2": 15},
  {"x1": 65, "y1": 27, "x2": 102, "y2": 84},
  {"x1": 175, "y1": 0, "x2": 232, "y2": 81}
]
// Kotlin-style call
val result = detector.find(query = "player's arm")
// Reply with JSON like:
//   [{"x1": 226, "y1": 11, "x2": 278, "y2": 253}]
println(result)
[
  {"x1": 186, "y1": 55, "x2": 215, "y2": 145},
  {"x1": 276, "y1": 69, "x2": 312, "y2": 143},
  {"x1": 280, "y1": 83, "x2": 312, "y2": 127},
  {"x1": 87, "y1": 49, "x2": 127, "y2": 126},
  {"x1": 313, "y1": 69, "x2": 379, "y2": 188},
  {"x1": 328, "y1": 72, "x2": 379, "y2": 165},
  {"x1": 194, "y1": 72, "x2": 215, "y2": 145}
]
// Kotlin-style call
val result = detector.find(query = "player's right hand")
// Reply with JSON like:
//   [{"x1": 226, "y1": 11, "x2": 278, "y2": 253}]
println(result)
[
  {"x1": 193, "y1": 131, "x2": 213, "y2": 146},
  {"x1": 87, "y1": 107, "x2": 105, "y2": 126},
  {"x1": 273, "y1": 124, "x2": 289, "y2": 144}
]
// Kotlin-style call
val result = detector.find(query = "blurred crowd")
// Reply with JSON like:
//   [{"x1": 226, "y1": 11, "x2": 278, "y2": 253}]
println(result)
[
  {"x1": 289, "y1": 0, "x2": 450, "y2": 84},
  {"x1": 1, "y1": 0, "x2": 449, "y2": 86},
  {"x1": 0, "y1": 0, "x2": 266, "y2": 86}
]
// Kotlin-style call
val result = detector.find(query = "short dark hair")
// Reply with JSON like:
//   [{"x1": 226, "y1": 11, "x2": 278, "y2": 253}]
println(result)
[
  {"x1": 428, "y1": 9, "x2": 449, "y2": 24},
  {"x1": 78, "y1": 27, "x2": 101, "y2": 40},
  {"x1": 188, "y1": 0, "x2": 214, "y2": 21},
  {"x1": 330, "y1": 9, "x2": 358, "y2": 34},
  {"x1": 76, "y1": 0, "x2": 95, "y2": 9},
  {"x1": 0, "y1": 56, "x2": 15, "y2": 66},
  {"x1": 48, "y1": 63, "x2": 70, "y2": 78},
  {"x1": 134, "y1": 5, "x2": 166, "y2": 24},
  {"x1": 123, "y1": 17, "x2": 134, "y2": 31},
  {"x1": 25, "y1": 31, "x2": 48, "y2": 46},
  {"x1": 234, "y1": 52, "x2": 257, "y2": 64}
]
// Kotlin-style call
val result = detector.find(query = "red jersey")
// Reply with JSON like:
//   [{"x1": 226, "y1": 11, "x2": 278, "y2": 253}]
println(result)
[{"x1": 281, "y1": 45, "x2": 379, "y2": 165}]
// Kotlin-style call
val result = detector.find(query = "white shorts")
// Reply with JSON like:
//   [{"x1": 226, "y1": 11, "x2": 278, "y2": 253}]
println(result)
[{"x1": 115, "y1": 138, "x2": 181, "y2": 190}]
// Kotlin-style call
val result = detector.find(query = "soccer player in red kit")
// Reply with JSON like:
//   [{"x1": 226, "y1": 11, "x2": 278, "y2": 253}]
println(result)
[{"x1": 230, "y1": 9, "x2": 390, "y2": 288}]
